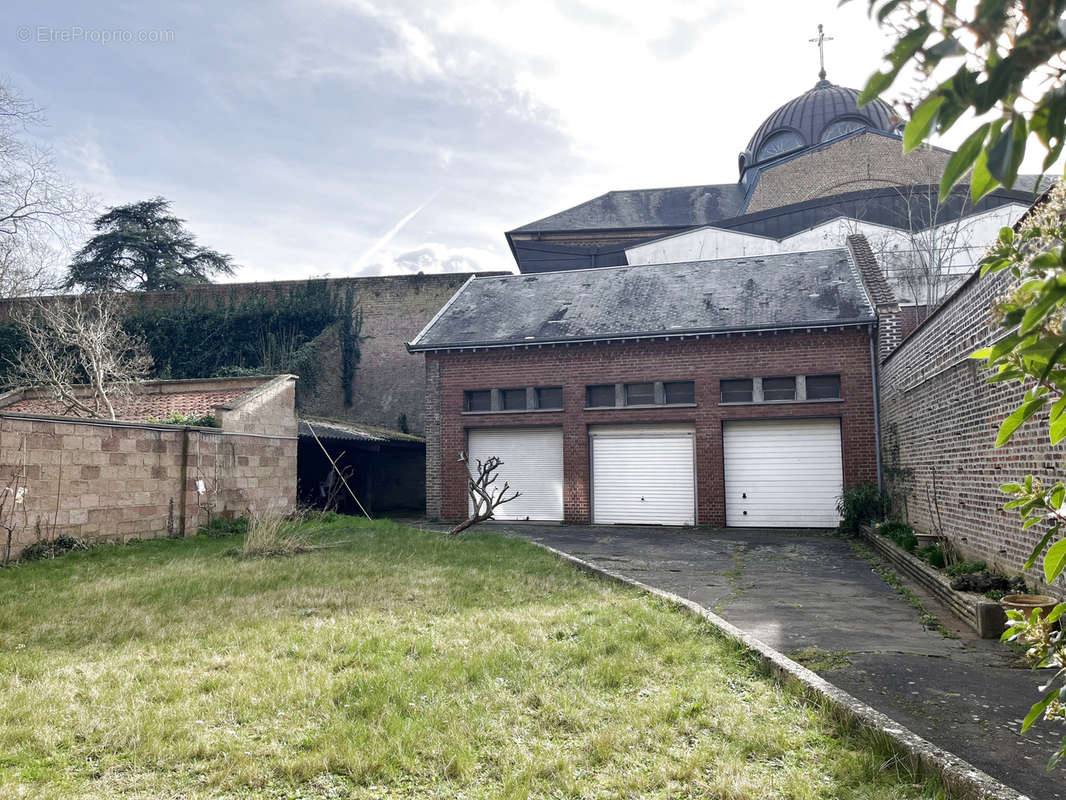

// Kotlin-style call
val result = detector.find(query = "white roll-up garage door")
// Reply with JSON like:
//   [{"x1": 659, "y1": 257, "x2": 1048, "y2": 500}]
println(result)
[
  {"x1": 723, "y1": 418, "x2": 843, "y2": 527},
  {"x1": 466, "y1": 428, "x2": 563, "y2": 521},
  {"x1": 590, "y1": 425, "x2": 696, "y2": 525}
]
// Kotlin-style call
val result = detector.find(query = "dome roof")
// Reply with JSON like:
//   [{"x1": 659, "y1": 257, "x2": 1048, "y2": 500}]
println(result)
[{"x1": 739, "y1": 80, "x2": 902, "y2": 178}]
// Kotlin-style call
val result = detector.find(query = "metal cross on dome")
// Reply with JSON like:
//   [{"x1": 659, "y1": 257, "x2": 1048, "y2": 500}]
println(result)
[{"x1": 809, "y1": 23, "x2": 834, "y2": 81}]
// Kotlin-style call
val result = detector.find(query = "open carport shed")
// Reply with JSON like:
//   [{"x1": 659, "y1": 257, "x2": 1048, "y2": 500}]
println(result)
[{"x1": 298, "y1": 418, "x2": 425, "y2": 516}]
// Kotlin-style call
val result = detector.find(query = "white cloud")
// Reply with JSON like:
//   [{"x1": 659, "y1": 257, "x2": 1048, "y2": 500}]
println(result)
[{"x1": 355, "y1": 241, "x2": 513, "y2": 277}]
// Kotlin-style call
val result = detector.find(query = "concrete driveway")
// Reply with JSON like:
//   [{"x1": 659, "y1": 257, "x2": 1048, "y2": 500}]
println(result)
[{"x1": 497, "y1": 524, "x2": 1062, "y2": 800}]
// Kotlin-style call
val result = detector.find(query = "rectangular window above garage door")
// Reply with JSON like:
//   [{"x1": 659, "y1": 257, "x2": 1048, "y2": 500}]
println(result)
[
  {"x1": 624, "y1": 382, "x2": 655, "y2": 406},
  {"x1": 535, "y1": 387, "x2": 563, "y2": 410},
  {"x1": 586, "y1": 385, "x2": 616, "y2": 408},
  {"x1": 500, "y1": 388, "x2": 527, "y2": 411},
  {"x1": 806, "y1": 374, "x2": 841, "y2": 400},
  {"x1": 664, "y1": 381, "x2": 695, "y2": 405},
  {"x1": 720, "y1": 379, "x2": 753, "y2": 403},
  {"x1": 465, "y1": 390, "x2": 491, "y2": 412},
  {"x1": 762, "y1": 377, "x2": 796, "y2": 402}
]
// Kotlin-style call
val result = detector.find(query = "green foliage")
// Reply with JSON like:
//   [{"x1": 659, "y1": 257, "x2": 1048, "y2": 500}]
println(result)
[
  {"x1": 339, "y1": 285, "x2": 362, "y2": 407},
  {"x1": 854, "y1": 0, "x2": 1066, "y2": 202},
  {"x1": 123, "y1": 281, "x2": 342, "y2": 405},
  {"x1": 17, "y1": 534, "x2": 86, "y2": 562},
  {"x1": 836, "y1": 483, "x2": 885, "y2": 533},
  {"x1": 147, "y1": 411, "x2": 218, "y2": 428},
  {"x1": 950, "y1": 570, "x2": 1026, "y2": 595},
  {"x1": 878, "y1": 520, "x2": 917, "y2": 552},
  {"x1": 197, "y1": 516, "x2": 249, "y2": 539},
  {"x1": 65, "y1": 197, "x2": 235, "y2": 292},
  {"x1": 914, "y1": 544, "x2": 946, "y2": 569},
  {"x1": 943, "y1": 560, "x2": 987, "y2": 578}
]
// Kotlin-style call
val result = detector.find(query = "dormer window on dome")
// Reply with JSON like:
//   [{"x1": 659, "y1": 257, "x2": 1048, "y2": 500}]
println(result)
[
  {"x1": 821, "y1": 117, "x2": 867, "y2": 142},
  {"x1": 757, "y1": 130, "x2": 805, "y2": 161}
]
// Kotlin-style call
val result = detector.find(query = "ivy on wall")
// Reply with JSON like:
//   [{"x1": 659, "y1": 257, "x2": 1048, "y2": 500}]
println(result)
[{"x1": 1, "y1": 281, "x2": 363, "y2": 410}]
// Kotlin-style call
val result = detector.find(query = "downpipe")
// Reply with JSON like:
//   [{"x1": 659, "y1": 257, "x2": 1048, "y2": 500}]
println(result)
[{"x1": 869, "y1": 324, "x2": 884, "y2": 493}]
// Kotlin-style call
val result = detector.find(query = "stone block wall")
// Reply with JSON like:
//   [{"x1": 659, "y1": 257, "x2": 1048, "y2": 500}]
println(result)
[
  {"x1": 879, "y1": 267, "x2": 1066, "y2": 591},
  {"x1": 0, "y1": 378, "x2": 298, "y2": 558}
]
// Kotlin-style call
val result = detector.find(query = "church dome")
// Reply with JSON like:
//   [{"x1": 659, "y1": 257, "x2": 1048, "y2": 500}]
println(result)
[{"x1": 738, "y1": 80, "x2": 902, "y2": 179}]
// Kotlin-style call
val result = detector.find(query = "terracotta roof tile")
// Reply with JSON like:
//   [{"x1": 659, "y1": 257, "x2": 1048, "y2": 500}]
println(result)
[{"x1": 3, "y1": 388, "x2": 249, "y2": 422}]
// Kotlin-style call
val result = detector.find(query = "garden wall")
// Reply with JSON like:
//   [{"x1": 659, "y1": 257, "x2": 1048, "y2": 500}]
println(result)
[
  {"x1": 0, "y1": 377, "x2": 297, "y2": 559},
  {"x1": 879, "y1": 266, "x2": 1066, "y2": 591}
]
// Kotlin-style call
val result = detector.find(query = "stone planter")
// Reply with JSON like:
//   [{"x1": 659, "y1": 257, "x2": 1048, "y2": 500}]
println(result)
[
  {"x1": 1000, "y1": 594, "x2": 1060, "y2": 623},
  {"x1": 859, "y1": 525, "x2": 1007, "y2": 638}
]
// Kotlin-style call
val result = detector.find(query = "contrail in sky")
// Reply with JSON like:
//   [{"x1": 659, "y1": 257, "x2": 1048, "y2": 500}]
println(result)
[{"x1": 351, "y1": 188, "x2": 441, "y2": 273}]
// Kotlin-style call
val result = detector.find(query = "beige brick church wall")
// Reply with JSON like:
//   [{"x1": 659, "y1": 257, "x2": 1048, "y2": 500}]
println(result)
[{"x1": 746, "y1": 133, "x2": 952, "y2": 213}]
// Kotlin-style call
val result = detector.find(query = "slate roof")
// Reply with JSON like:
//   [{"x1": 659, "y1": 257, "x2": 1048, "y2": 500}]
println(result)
[
  {"x1": 509, "y1": 184, "x2": 746, "y2": 233},
  {"x1": 409, "y1": 249, "x2": 875, "y2": 351}
]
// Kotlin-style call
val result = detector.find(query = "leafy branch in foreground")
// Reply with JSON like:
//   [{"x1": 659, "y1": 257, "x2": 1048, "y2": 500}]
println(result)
[
  {"x1": 857, "y1": 0, "x2": 1066, "y2": 769},
  {"x1": 853, "y1": 0, "x2": 1066, "y2": 202}
]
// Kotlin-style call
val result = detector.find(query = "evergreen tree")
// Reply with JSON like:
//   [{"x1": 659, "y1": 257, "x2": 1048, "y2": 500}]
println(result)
[{"x1": 65, "y1": 197, "x2": 235, "y2": 292}]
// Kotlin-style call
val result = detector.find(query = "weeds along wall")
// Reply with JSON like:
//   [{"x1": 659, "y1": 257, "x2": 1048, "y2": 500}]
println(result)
[
  {"x1": 878, "y1": 265, "x2": 1066, "y2": 592},
  {"x1": 0, "y1": 381, "x2": 298, "y2": 560},
  {"x1": 0, "y1": 273, "x2": 490, "y2": 435}
]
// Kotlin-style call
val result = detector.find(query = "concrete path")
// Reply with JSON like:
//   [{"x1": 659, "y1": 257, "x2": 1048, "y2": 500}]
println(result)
[{"x1": 499, "y1": 524, "x2": 1062, "y2": 800}]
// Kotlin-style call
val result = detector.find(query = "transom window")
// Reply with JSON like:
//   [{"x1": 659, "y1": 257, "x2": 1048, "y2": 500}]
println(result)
[
  {"x1": 806, "y1": 375, "x2": 841, "y2": 400},
  {"x1": 500, "y1": 388, "x2": 527, "y2": 411},
  {"x1": 464, "y1": 386, "x2": 563, "y2": 413},
  {"x1": 664, "y1": 381, "x2": 695, "y2": 405},
  {"x1": 762, "y1": 376, "x2": 796, "y2": 402},
  {"x1": 536, "y1": 387, "x2": 563, "y2": 410},
  {"x1": 624, "y1": 382, "x2": 655, "y2": 406},
  {"x1": 464, "y1": 390, "x2": 491, "y2": 412},
  {"x1": 586, "y1": 385, "x2": 616, "y2": 408},
  {"x1": 720, "y1": 379, "x2": 753, "y2": 404}
]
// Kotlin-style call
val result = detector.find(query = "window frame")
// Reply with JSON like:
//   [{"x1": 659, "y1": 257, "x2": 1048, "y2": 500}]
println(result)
[
  {"x1": 805, "y1": 374, "x2": 842, "y2": 401},
  {"x1": 720, "y1": 378, "x2": 754, "y2": 404},
  {"x1": 623, "y1": 382, "x2": 656, "y2": 407},
  {"x1": 586, "y1": 384, "x2": 617, "y2": 409},
  {"x1": 464, "y1": 390, "x2": 492, "y2": 413},
  {"x1": 761, "y1": 376, "x2": 797, "y2": 402},
  {"x1": 535, "y1": 386, "x2": 563, "y2": 410}
]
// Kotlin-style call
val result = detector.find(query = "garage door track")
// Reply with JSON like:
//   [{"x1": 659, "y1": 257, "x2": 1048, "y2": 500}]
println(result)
[{"x1": 500, "y1": 525, "x2": 1062, "y2": 800}]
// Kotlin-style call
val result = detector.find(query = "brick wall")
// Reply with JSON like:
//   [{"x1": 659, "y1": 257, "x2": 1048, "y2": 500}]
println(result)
[
  {"x1": 427, "y1": 328, "x2": 877, "y2": 525},
  {"x1": 879, "y1": 267, "x2": 1066, "y2": 591},
  {"x1": 747, "y1": 133, "x2": 951, "y2": 213},
  {"x1": 0, "y1": 378, "x2": 297, "y2": 558}
]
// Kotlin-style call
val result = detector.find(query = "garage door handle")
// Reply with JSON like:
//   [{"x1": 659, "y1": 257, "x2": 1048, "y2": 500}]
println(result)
[
  {"x1": 640, "y1": 496, "x2": 645, "y2": 501},
  {"x1": 742, "y1": 492, "x2": 747, "y2": 499}
]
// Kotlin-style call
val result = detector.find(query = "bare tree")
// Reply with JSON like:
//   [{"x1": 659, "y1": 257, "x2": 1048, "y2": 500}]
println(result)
[
  {"x1": 7, "y1": 293, "x2": 153, "y2": 420},
  {"x1": 0, "y1": 80, "x2": 92, "y2": 298},
  {"x1": 448, "y1": 452, "x2": 521, "y2": 536}
]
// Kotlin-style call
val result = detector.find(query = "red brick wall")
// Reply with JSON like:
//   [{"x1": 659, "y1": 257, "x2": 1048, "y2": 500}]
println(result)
[
  {"x1": 879, "y1": 268, "x2": 1066, "y2": 591},
  {"x1": 426, "y1": 327, "x2": 877, "y2": 524}
]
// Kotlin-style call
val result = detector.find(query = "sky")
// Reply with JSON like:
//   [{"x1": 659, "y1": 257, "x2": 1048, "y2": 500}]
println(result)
[{"x1": 0, "y1": 1, "x2": 1036, "y2": 282}]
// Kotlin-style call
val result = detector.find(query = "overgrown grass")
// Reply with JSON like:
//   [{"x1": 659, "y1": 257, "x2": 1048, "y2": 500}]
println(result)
[{"x1": 0, "y1": 519, "x2": 947, "y2": 799}]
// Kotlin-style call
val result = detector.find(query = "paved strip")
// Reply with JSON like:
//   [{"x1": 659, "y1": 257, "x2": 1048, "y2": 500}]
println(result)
[{"x1": 501, "y1": 525, "x2": 1058, "y2": 800}]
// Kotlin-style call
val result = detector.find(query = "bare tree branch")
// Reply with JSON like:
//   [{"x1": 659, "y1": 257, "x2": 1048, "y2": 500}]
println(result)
[
  {"x1": 448, "y1": 452, "x2": 522, "y2": 536},
  {"x1": 6, "y1": 293, "x2": 152, "y2": 420}
]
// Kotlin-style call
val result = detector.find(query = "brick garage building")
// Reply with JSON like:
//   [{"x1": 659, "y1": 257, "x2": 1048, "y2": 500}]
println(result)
[
  {"x1": 0, "y1": 375, "x2": 297, "y2": 557},
  {"x1": 411, "y1": 238, "x2": 898, "y2": 527}
]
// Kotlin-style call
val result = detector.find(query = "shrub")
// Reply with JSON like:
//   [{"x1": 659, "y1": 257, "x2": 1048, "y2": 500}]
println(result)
[
  {"x1": 242, "y1": 512, "x2": 311, "y2": 557},
  {"x1": 878, "y1": 521, "x2": 917, "y2": 552},
  {"x1": 950, "y1": 570, "x2": 1027, "y2": 595},
  {"x1": 19, "y1": 534, "x2": 86, "y2": 562},
  {"x1": 836, "y1": 483, "x2": 884, "y2": 533},
  {"x1": 147, "y1": 411, "x2": 218, "y2": 427},
  {"x1": 198, "y1": 516, "x2": 249, "y2": 538},
  {"x1": 944, "y1": 560, "x2": 987, "y2": 578},
  {"x1": 915, "y1": 544, "x2": 946, "y2": 569}
]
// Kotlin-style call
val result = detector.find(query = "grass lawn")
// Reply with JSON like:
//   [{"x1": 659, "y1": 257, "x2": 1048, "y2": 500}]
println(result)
[{"x1": 0, "y1": 518, "x2": 944, "y2": 799}]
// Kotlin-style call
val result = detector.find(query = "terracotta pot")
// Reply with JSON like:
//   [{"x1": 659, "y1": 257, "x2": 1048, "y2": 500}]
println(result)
[{"x1": 999, "y1": 594, "x2": 1060, "y2": 621}]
